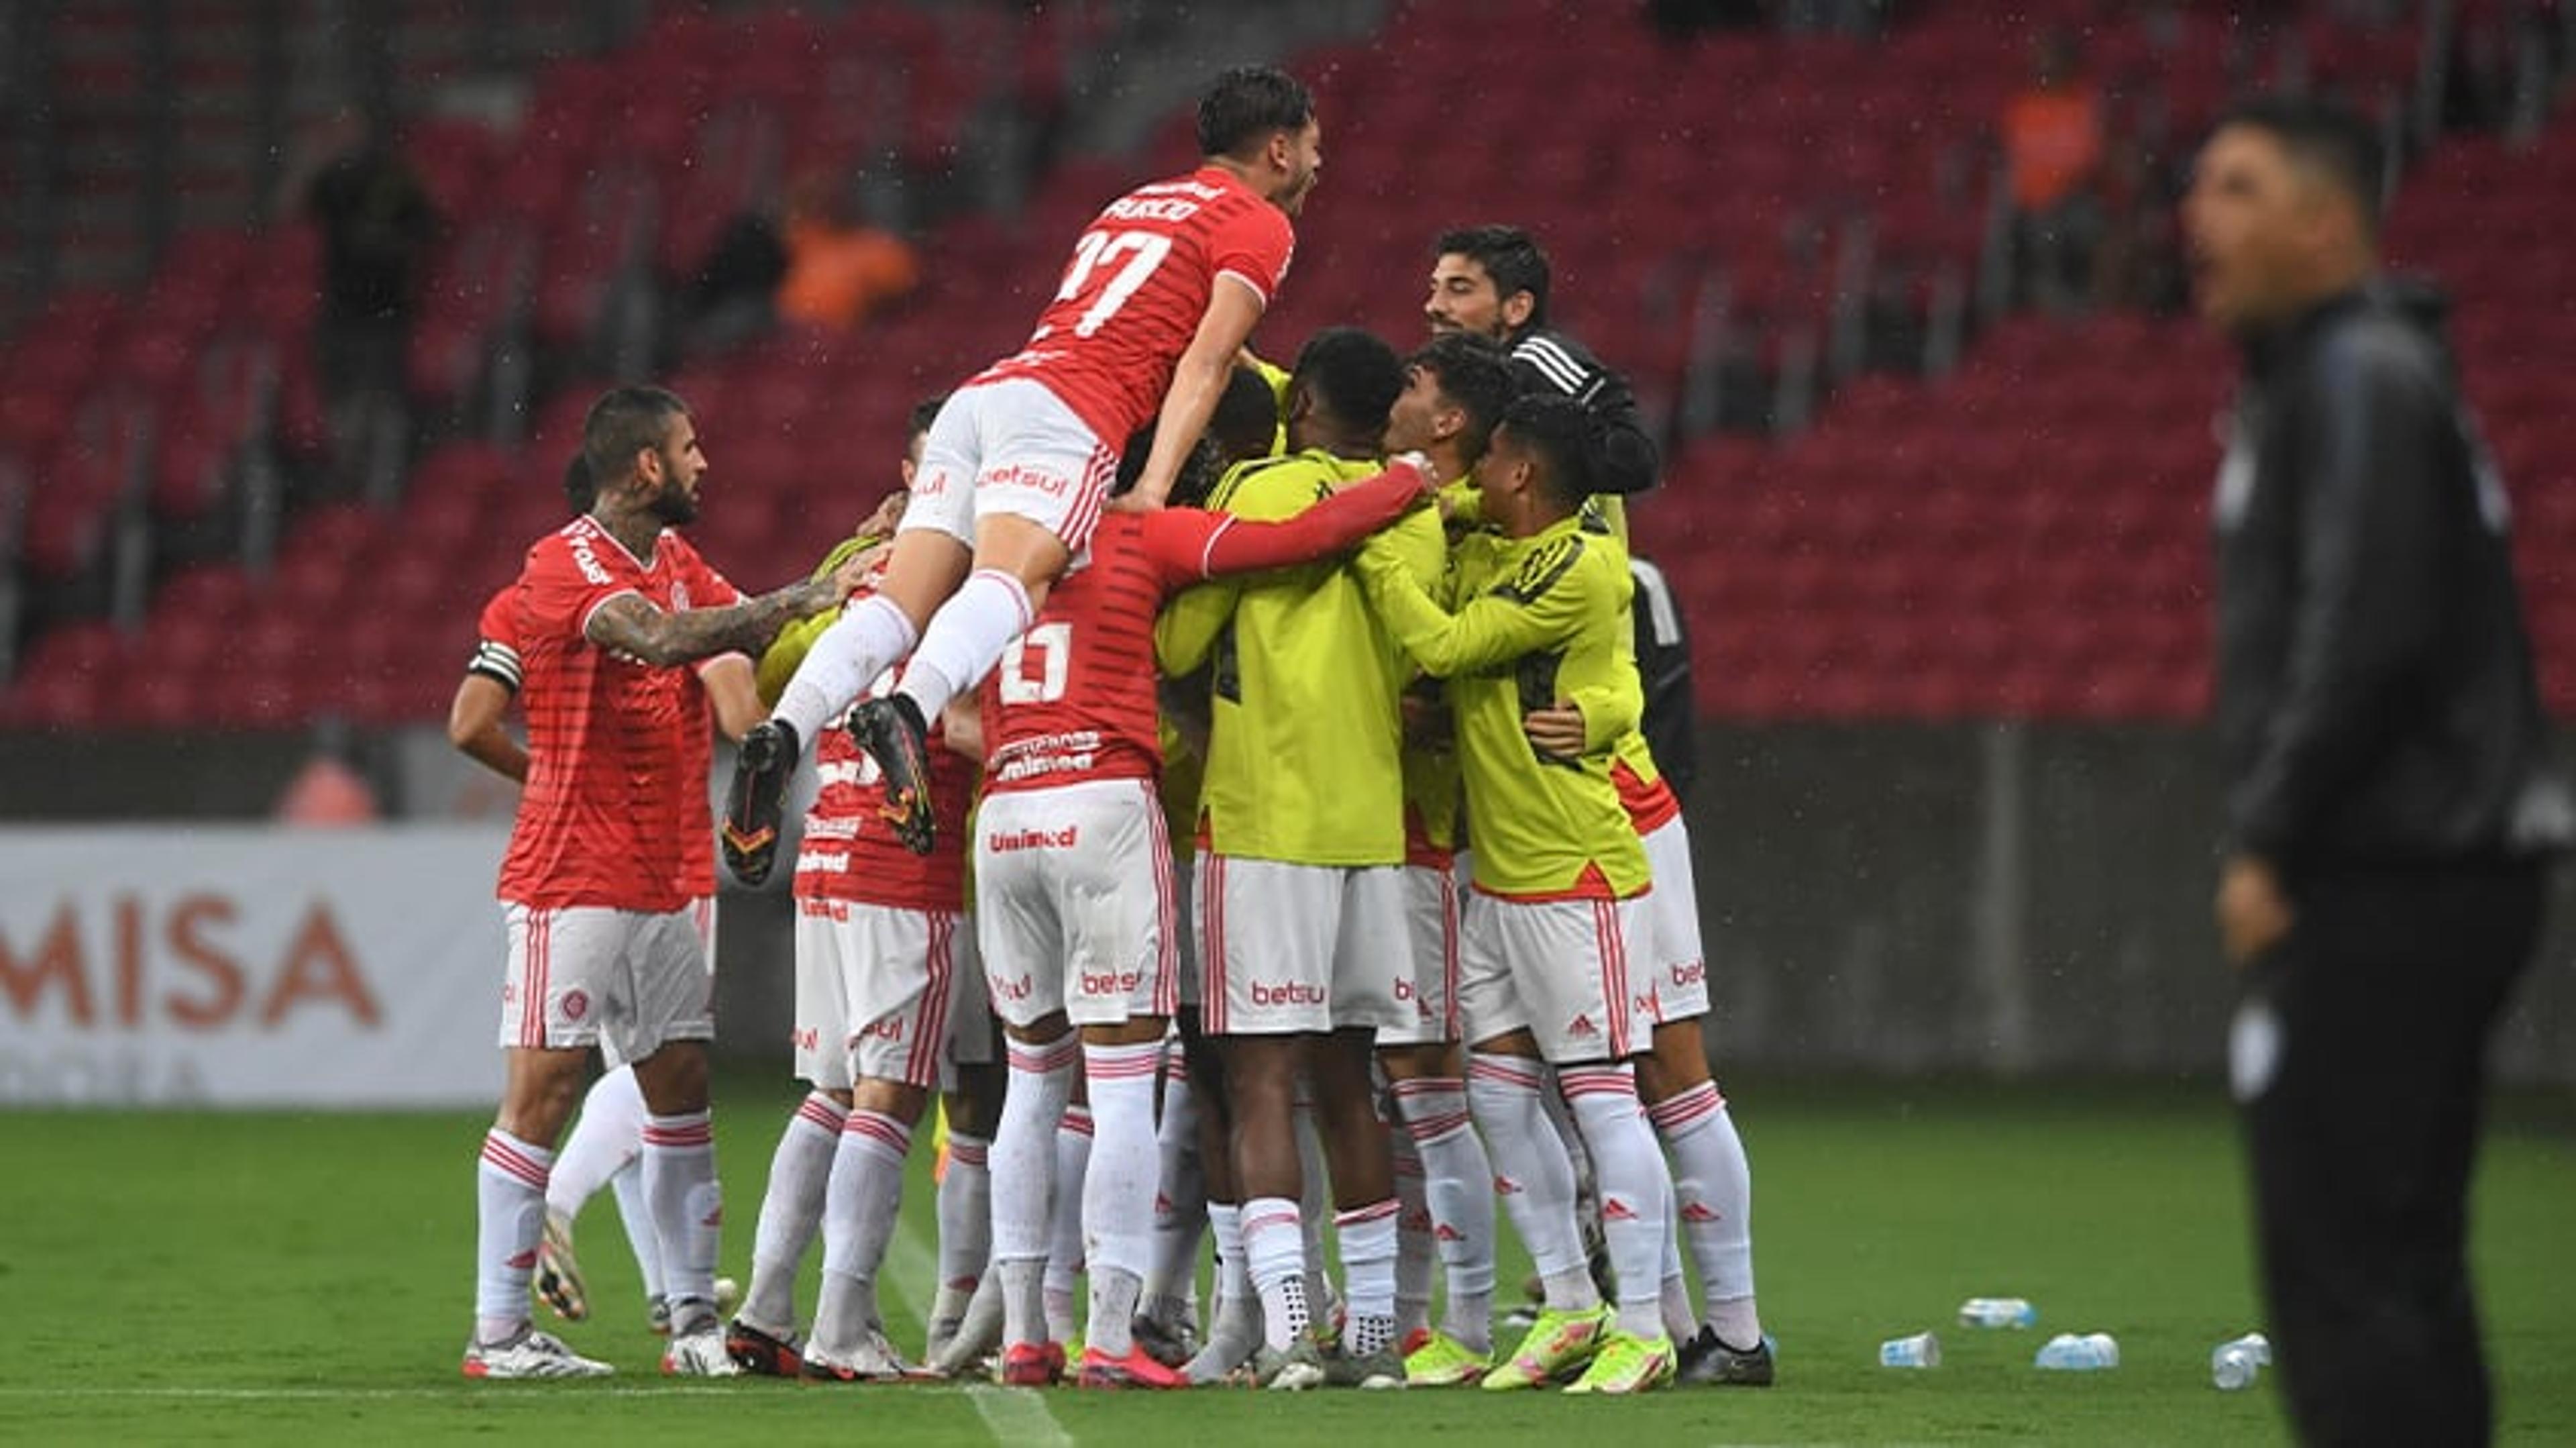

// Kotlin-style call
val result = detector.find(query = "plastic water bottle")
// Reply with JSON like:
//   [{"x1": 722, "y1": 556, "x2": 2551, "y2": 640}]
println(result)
[
  {"x1": 1958, "y1": 1297, "x2": 2039, "y2": 1329},
  {"x1": 2211, "y1": 1332, "x2": 2271, "y2": 1391},
  {"x1": 1879, "y1": 1331, "x2": 1941, "y2": 1368},
  {"x1": 2034, "y1": 1331, "x2": 2120, "y2": 1371}
]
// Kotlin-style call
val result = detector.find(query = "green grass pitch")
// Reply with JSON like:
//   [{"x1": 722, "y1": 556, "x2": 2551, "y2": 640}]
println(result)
[{"x1": 2, "y1": 1077, "x2": 2568, "y2": 1445}]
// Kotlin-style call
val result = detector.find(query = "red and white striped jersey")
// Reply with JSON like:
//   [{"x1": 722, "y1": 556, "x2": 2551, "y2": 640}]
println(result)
[
  {"x1": 972, "y1": 166, "x2": 1295, "y2": 448},
  {"x1": 795, "y1": 594, "x2": 979, "y2": 913},
  {"x1": 498, "y1": 519, "x2": 739, "y2": 912}
]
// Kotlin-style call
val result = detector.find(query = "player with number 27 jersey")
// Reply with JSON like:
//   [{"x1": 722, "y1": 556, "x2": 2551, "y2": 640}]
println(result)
[{"x1": 975, "y1": 168, "x2": 1296, "y2": 466}]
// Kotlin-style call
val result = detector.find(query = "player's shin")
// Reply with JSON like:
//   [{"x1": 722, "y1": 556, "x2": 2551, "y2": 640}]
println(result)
[
  {"x1": 774, "y1": 593, "x2": 917, "y2": 744},
  {"x1": 742, "y1": 1092, "x2": 847, "y2": 1335},
  {"x1": 1468, "y1": 1053, "x2": 1593, "y2": 1309},
  {"x1": 1560, "y1": 1064, "x2": 1668, "y2": 1340}
]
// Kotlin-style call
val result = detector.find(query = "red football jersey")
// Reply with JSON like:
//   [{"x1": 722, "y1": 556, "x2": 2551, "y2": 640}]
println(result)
[
  {"x1": 795, "y1": 597, "x2": 979, "y2": 913},
  {"x1": 468, "y1": 584, "x2": 524, "y2": 692},
  {"x1": 973, "y1": 165, "x2": 1295, "y2": 448},
  {"x1": 497, "y1": 519, "x2": 740, "y2": 912},
  {"x1": 981, "y1": 467, "x2": 1431, "y2": 796}
]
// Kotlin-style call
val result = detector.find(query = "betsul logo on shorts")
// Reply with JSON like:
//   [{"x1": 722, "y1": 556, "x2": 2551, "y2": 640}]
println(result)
[
  {"x1": 1670, "y1": 960, "x2": 1705, "y2": 990},
  {"x1": 1248, "y1": 980, "x2": 1326, "y2": 1009},
  {"x1": 989, "y1": 972, "x2": 1034, "y2": 1002},
  {"x1": 1080, "y1": 968, "x2": 1144, "y2": 998},
  {"x1": 859, "y1": 1015, "x2": 904, "y2": 1043},
  {"x1": 987, "y1": 462, "x2": 1073, "y2": 498}
]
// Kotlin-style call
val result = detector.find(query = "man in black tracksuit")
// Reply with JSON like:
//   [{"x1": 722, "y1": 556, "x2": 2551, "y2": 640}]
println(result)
[
  {"x1": 1421, "y1": 224, "x2": 1660, "y2": 502},
  {"x1": 2189, "y1": 97, "x2": 2570, "y2": 1447}
]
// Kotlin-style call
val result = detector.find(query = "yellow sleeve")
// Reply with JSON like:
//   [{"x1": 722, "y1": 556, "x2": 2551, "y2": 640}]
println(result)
[
  {"x1": 1155, "y1": 458, "x2": 1317, "y2": 673},
  {"x1": 1587, "y1": 494, "x2": 1629, "y2": 546},
  {"x1": 1562, "y1": 666, "x2": 1644, "y2": 754},
  {"x1": 1155, "y1": 578, "x2": 1240, "y2": 676},
  {"x1": 1356, "y1": 533, "x2": 1595, "y2": 680},
  {"x1": 1438, "y1": 480, "x2": 1487, "y2": 533},
  {"x1": 753, "y1": 531, "x2": 880, "y2": 708}
]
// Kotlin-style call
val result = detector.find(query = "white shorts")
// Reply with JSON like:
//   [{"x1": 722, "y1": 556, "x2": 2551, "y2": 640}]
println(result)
[
  {"x1": 1378, "y1": 864, "x2": 1461, "y2": 1047},
  {"x1": 600, "y1": 896, "x2": 716, "y2": 1070},
  {"x1": 1198, "y1": 856, "x2": 1409, "y2": 1037},
  {"x1": 904, "y1": 376, "x2": 1117, "y2": 554},
  {"x1": 791, "y1": 898, "x2": 985, "y2": 1092},
  {"x1": 500, "y1": 904, "x2": 714, "y2": 1062},
  {"x1": 975, "y1": 778, "x2": 1179, "y2": 1030},
  {"x1": 1456, "y1": 888, "x2": 1656, "y2": 1065},
  {"x1": 1636, "y1": 817, "x2": 1711, "y2": 1025}
]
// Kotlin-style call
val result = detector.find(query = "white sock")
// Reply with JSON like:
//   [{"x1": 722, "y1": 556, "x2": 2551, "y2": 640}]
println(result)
[
  {"x1": 1242, "y1": 1196, "x2": 1310, "y2": 1353},
  {"x1": 475, "y1": 1128, "x2": 553, "y2": 1343},
  {"x1": 1292, "y1": 1097, "x2": 1334, "y2": 1325},
  {"x1": 1000, "y1": 1257, "x2": 1049, "y2": 1353},
  {"x1": 1334, "y1": 1198, "x2": 1400, "y2": 1358},
  {"x1": 773, "y1": 592, "x2": 917, "y2": 743},
  {"x1": 1209, "y1": 1200, "x2": 1250, "y2": 1314},
  {"x1": 812, "y1": 1108, "x2": 911, "y2": 1357},
  {"x1": 992, "y1": 1036, "x2": 1077, "y2": 1346},
  {"x1": 1393, "y1": 1074, "x2": 1497, "y2": 1349},
  {"x1": 1560, "y1": 1065, "x2": 1668, "y2": 1339},
  {"x1": 547, "y1": 1066, "x2": 645, "y2": 1222},
  {"x1": 609, "y1": 1164, "x2": 661, "y2": 1304},
  {"x1": 1143, "y1": 1066, "x2": 1207, "y2": 1323},
  {"x1": 1201, "y1": 1201, "x2": 1256, "y2": 1361},
  {"x1": 1083, "y1": 1039, "x2": 1163, "y2": 1358},
  {"x1": 1651, "y1": 1080, "x2": 1760, "y2": 1343},
  {"x1": 1466, "y1": 1053, "x2": 1590, "y2": 1308},
  {"x1": 894, "y1": 568, "x2": 1031, "y2": 725},
  {"x1": 642, "y1": 1110, "x2": 722, "y2": 1331},
  {"x1": 743, "y1": 1091, "x2": 845, "y2": 1334},
  {"x1": 1046, "y1": 1103, "x2": 1094, "y2": 1343},
  {"x1": 1657, "y1": 1166, "x2": 1693, "y2": 1339},
  {"x1": 1391, "y1": 1135, "x2": 1436, "y2": 1342},
  {"x1": 932, "y1": 1133, "x2": 992, "y2": 1334}
]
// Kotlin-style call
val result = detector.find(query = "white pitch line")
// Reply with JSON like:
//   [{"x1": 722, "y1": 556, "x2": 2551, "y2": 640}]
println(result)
[
  {"x1": 968, "y1": 1384, "x2": 1075, "y2": 1448},
  {"x1": 887, "y1": 1181, "x2": 1073, "y2": 1447}
]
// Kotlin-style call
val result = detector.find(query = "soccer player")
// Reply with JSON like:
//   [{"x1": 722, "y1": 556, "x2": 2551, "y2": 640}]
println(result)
[
  {"x1": 1526, "y1": 637, "x2": 1769, "y2": 1386},
  {"x1": 724, "y1": 400, "x2": 997, "y2": 1381},
  {"x1": 1155, "y1": 327, "x2": 1448, "y2": 1390},
  {"x1": 724, "y1": 65, "x2": 1322, "y2": 875},
  {"x1": 973, "y1": 407, "x2": 1434, "y2": 1389},
  {"x1": 1353, "y1": 393, "x2": 1677, "y2": 1395},
  {"x1": 1369, "y1": 333, "x2": 1520, "y2": 1387},
  {"x1": 447, "y1": 452, "x2": 759, "y2": 1340},
  {"x1": 463, "y1": 386, "x2": 864, "y2": 1380}
]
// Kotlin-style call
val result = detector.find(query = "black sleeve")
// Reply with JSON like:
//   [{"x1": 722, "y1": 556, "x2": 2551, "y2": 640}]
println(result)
[
  {"x1": 2228, "y1": 333, "x2": 2452, "y2": 860},
  {"x1": 1512, "y1": 334, "x2": 1662, "y2": 495}
]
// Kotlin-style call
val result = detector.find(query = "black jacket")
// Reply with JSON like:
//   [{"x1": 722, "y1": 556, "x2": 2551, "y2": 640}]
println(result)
[
  {"x1": 1627, "y1": 555, "x2": 1698, "y2": 798},
  {"x1": 2214, "y1": 279, "x2": 2571, "y2": 872},
  {"x1": 1509, "y1": 327, "x2": 1660, "y2": 496}
]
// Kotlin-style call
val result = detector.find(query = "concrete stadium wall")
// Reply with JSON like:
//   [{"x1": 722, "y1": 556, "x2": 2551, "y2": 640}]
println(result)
[{"x1": 3, "y1": 722, "x2": 2568, "y2": 1086}]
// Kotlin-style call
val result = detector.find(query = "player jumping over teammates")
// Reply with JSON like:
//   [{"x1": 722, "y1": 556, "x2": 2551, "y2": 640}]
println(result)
[{"x1": 722, "y1": 65, "x2": 1323, "y2": 876}]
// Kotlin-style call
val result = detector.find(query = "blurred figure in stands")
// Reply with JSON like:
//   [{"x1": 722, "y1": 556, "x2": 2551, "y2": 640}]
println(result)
[
  {"x1": 2001, "y1": 30, "x2": 2106, "y2": 313},
  {"x1": 274, "y1": 715, "x2": 380, "y2": 825},
  {"x1": 776, "y1": 170, "x2": 920, "y2": 333},
  {"x1": 297, "y1": 107, "x2": 436, "y2": 498}
]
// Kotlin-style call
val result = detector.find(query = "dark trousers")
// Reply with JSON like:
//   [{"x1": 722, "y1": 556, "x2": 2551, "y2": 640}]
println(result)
[{"x1": 2237, "y1": 861, "x2": 2543, "y2": 1447}]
